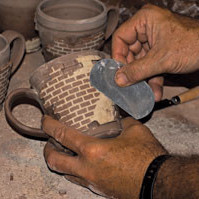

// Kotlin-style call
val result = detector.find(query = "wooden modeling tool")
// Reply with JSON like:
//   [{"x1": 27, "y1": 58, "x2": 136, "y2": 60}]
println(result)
[{"x1": 155, "y1": 86, "x2": 199, "y2": 111}]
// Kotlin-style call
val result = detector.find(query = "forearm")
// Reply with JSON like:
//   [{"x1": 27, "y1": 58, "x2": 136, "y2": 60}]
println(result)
[{"x1": 153, "y1": 156, "x2": 199, "y2": 199}]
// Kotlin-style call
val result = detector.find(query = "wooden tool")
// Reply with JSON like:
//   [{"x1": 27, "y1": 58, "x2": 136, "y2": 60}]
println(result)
[
  {"x1": 154, "y1": 86, "x2": 199, "y2": 111},
  {"x1": 171, "y1": 86, "x2": 199, "y2": 105}
]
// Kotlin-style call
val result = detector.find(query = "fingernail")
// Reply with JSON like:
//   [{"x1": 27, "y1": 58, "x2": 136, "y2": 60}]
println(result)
[{"x1": 115, "y1": 72, "x2": 130, "y2": 86}]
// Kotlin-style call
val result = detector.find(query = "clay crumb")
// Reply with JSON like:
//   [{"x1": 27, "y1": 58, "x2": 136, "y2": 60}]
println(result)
[
  {"x1": 10, "y1": 173, "x2": 14, "y2": 181},
  {"x1": 59, "y1": 189, "x2": 67, "y2": 195}
]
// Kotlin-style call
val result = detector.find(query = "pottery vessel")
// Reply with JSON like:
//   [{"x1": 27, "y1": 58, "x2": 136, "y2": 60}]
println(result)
[
  {"x1": 0, "y1": 30, "x2": 25, "y2": 110},
  {"x1": 0, "y1": 0, "x2": 42, "y2": 40},
  {"x1": 0, "y1": 0, "x2": 42, "y2": 53},
  {"x1": 4, "y1": 50, "x2": 121, "y2": 139},
  {"x1": 35, "y1": 0, "x2": 119, "y2": 61}
]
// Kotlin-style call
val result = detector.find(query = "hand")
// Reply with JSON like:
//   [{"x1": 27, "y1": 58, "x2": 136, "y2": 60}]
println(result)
[
  {"x1": 42, "y1": 116, "x2": 167, "y2": 199},
  {"x1": 112, "y1": 4, "x2": 199, "y2": 101}
]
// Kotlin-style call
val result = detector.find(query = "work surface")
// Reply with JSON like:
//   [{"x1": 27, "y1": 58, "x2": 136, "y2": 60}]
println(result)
[{"x1": 0, "y1": 51, "x2": 199, "y2": 199}]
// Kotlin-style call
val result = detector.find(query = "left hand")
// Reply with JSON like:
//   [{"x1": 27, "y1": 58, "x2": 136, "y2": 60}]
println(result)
[{"x1": 42, "y1": 116, "x2": 167, "y2": 199}]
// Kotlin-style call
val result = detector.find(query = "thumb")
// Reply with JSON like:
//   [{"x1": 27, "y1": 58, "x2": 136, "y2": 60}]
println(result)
[
  {"x1": 121, "y1": 117, "x2": 141, "y2": 131},
  {"x1": 115, "y1": 50, "x2": 167, "y2": 86}
]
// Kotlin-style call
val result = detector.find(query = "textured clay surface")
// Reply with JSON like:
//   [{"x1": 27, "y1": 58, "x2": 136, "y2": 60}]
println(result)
[
  {"x1": 46, "y1": 31, "x2": 105, "y2": 60},
  {"x1": 37, "y1": 52, "x2": 116, "y2": 132},
  {"x1": 0, "y1": 62, "x2": 11, "y2": 105}
]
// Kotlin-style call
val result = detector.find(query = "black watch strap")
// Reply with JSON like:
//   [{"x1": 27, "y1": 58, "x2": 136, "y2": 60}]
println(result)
[{"x1": 139, "y1": 155, "x2": 171, "y2": 199}]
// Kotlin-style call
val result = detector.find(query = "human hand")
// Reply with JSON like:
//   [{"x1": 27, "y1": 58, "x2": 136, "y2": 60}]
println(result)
[
  {"x1": 42, "y1": 116, "x2": 167, "y2": 199},
  {"x1": 112, "y1": 4, "x2": 199, "y2": 101}
]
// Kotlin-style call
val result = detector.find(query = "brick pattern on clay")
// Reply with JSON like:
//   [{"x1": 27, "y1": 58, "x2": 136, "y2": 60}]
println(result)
[
  {"x1": 0, "y1": 63, "x2": 11, "y2": 105},
  {"x1": 39, "y1": 54, "x2": 115, "y2": 132},
  {"x1": 46, "y1": 31, "x2": 104, "y2": 58}
]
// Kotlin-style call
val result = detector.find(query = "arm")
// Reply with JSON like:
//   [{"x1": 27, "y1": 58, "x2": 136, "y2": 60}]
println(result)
[{"x1": 154, "y1": 156, "x2": 199, "y2": 199}]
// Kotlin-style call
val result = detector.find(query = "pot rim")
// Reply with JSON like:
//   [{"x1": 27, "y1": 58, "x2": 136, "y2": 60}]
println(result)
[
  {"x1": 29, "y1": 50, "x2": 109, "y2": 91},
  {"x1": 35, "y1": 0, "x2": 108, "y2": 32},
  {"x1": 0, "y1": 35, "x2": 9, "y2": 56}
]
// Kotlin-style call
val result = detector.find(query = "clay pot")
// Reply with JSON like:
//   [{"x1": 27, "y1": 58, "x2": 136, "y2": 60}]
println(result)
[
  {"x1": 4, "y1": 50, "x2": 121, "y2": 139},
  {"x1": 0, "y1": 30, "x2": 25, "y2": 110},
  {"x1": 0, "y1": 0, "x2": 42, "y2": 53},
  {"x1": 35, "y1": 0, "x2": 119, "y2": 61},
  {"x1": 0, "y1": 0, "x2": 42, "y2": 40}
]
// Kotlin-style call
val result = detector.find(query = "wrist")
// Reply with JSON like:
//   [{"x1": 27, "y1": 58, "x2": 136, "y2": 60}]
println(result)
[
  {"x1": 139, "y1": 155, "x2": 171, "y2": 199},
  {"x1": 153, "y1": 156, "x2": 199, "y2": 199},
  {"x1": 133, "y1": 148, "x2": 168, "y2": 199}
]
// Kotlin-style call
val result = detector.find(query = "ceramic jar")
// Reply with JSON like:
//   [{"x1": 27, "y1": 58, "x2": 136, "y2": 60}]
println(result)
[
  {"x1": 0, "y1": 0, "x2": 42, "y2": 53},
  {"x1": 0, "y1": 0, "x2": 42, "y2": 39},
  {"x1": 0, "y1": 30, "x2": 25, "y2": 110},
  {"x1": 35, "y1": 0, "x2": 119, "y2": 61},
  {"x1": 5, "y1": 50, "x2": 121, "y2": 139}
]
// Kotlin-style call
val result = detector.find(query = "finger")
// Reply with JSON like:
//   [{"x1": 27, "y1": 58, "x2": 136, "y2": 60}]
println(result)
[
  {"x1": 143, "y1": 42, "x2": 150, "y2": 52},
  {"x1": 112, "y1": 10, "x2": 148, "y2": 61},
  {"x1": 64, "y1": 175, "x2": 88, "y2": 188},
  {"x1": 121, "y1": 117, "x2": 141, "y2": 132},
  {"x1": 44, "y1": 141, "x2": 82, "y2": 176},
  {"x1": 120, "y1": 117, "x2": 148, "y2": 138},
  {"x1": 114, "y1": 48, "x2": 168, "y2": 87},
  {"x1": 42, "y1": 116, "x2": 93, "y2": 152},
  {"x1": 112, "y1": 17, "x2": 139, "y2": 63},
  {"x1": 126, "y1": 50, "x2": 135, "y2": 63},
  {"x1": 120, "y1": 117, "x2": 155, "y2": 142},
  {"x1": 136, "y1": 23, "x2": 148, "y2": 43},
  {"x1": 129, "y1": 40, "x2": 142, "y2": 55},
  {"x1": 111, "y1": 35, "x2": 128, "y2": 64},
  {"x1": 135, "y1": 47, "x2": 147, "y2": 60},
  {"x1": 138, "y1": 32, "x2": 148, "y2": 43},
  {"x1": 148, "y1": 76, "x2": 164, "y2": 102}
]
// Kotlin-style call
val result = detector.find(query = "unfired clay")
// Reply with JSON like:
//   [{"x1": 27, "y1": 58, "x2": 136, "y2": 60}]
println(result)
[
  {"x1": 0, "y1": 31, "x2": 25, "y2": 110},
  {"x1": 35, "y1": 0, "x2": 119, "y2": 61},
  {"x1": 4, "y1": 50, "x2": 120, "y2": 139}
]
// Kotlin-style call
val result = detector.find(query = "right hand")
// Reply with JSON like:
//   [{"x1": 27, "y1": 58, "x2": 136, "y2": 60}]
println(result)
[
  {"x1": 112, "y1": 4, "x2": 199, "y2": 101},
  {"x1": 42, "y1": 116, "x2": 167, "y2": 199}
]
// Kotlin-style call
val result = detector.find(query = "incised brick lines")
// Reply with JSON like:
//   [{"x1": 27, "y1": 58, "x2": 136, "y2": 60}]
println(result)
[
  {"x1": 39, "y1": 55, "x2": 115, "y2": 132},
  {"x1": 0, "y1": 63, "x2": 11, "y2": 104},
  {"x1": 46, "y1": 31, "x2": 104, "y2": 58}
]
